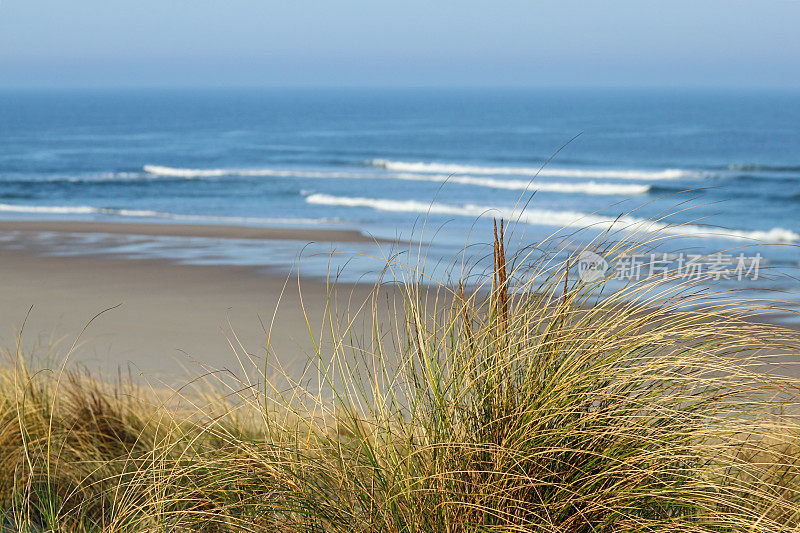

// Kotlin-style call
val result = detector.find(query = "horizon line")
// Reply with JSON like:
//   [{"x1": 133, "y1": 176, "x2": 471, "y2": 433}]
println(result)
[{"x1": 2, "y1": 84, "x2": 800, "y2": 91}]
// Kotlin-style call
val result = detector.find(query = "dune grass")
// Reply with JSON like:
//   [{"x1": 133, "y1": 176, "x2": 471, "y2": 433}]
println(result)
[{"x1": 2, "y1": 218, "x2": 800, "y2": 532}]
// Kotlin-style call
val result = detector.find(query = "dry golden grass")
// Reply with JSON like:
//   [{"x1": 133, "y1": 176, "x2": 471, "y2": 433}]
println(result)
[{"x1": 1, "y1": 215, "x2": 800, "y2": 532}]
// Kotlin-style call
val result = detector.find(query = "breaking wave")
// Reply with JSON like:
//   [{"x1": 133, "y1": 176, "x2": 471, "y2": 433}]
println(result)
[
  {"x1": 143, "y1": 165, "x2": 363, "y2": 179},
  {"x1": 392, "y1": 173, "x2": 649, "y2": 195},
  {"x1": 369, "y1": 159, "x2": 703, "y2": 180},
  {"x1": 305, "y1": 194, "x2": 800, "y2": 244}
]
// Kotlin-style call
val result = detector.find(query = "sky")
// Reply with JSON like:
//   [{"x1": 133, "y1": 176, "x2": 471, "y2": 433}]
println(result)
[{"x1": 1, "y1": 0, "x2": 799, "y2": 89}]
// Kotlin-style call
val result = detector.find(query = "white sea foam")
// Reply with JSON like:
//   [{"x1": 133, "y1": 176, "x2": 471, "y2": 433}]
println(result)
[
  {"x1": 305, "y1": 194, "x2": 800, "y2": 244},
  {"x1": 370, "y1": 159, "x2": 702, "y2": 180},
  {"x1": 145, "y1": 165, "x2": 259, "y2": 178},
  {"x1": 0, "y1": 203, "x2": 334, "y2": 226},
  {"x1": 392, "y1": 173, "x2": 649, "y2": 195},
  {"x1": 0, "y1": 203, "x2": 176, "y2": 217},
  {"x1": 143, "y1": 165, "x2": 361, "y2": 179},
  {"x1": 144, "y1": 165, "x2": 648, "y2": 195},
  {"x1": 0, "y1": 204, "x2": 99, "y2": 215}
]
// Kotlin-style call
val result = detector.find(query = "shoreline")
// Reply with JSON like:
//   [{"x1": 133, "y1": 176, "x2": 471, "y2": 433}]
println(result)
[
  {"x1": 0, "y1": 218, "x2": 797, "y2": 383},
  {"x1": 0, "y1": 219, "x2": 375, "y2": 243}
]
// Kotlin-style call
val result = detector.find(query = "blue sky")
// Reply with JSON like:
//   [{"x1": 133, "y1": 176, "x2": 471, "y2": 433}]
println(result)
[{"x1": 1, "y1": 0, "x2": 798, "y2": 88}]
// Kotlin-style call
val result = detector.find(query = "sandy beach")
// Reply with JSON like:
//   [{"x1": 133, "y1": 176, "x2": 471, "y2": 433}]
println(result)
[
  {"x1": 1, "y1": 219, "x2": 797, "y2": 385},
  {"x1": 0, "y1": 220, "x2": 383, "y2": 382}
]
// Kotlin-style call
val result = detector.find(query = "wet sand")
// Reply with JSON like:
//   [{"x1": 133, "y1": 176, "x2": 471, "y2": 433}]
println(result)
[
  {"x1": 0, "y1": 219, "x2": 374, "y2": 243},
  {"x1": 0, "y1": 221, "x2": 384, "y2": 383}
]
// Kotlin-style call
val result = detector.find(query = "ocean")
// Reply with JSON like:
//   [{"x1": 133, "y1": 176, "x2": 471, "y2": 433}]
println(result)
[{"x1": 1, "y1": 88, "x2": 798, "y2": 314}]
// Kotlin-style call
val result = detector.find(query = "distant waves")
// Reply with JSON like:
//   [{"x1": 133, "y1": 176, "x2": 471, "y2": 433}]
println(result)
[{"x1": 142, "y1": 165, "x2": 651, "y2": 196}]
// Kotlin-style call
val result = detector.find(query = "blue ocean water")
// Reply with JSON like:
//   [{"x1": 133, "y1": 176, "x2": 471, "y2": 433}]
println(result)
[{"x1": 0, "y1": 87, "x2": 798, "y2": 303}]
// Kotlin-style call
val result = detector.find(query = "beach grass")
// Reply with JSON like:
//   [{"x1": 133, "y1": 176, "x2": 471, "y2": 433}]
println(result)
[{"x1": 2, "y1": 219, "x2": 800, "y2": 532}]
